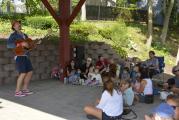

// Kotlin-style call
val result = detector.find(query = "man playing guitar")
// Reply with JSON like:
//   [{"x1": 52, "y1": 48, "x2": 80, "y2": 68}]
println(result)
[{"x1": 7, "y1": 20, "x2": 37, "y2": 97}]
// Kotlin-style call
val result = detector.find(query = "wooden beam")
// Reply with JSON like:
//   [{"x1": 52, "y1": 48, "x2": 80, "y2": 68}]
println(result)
[
  {"x1": 59, "y1": 0, "x2": 71, "y2": 81},
  {"x1": 41, "y1": 0, "x2": 61, "y2": 25},
  {"x1": 60, "y1": 0, "x2": 70, "y2": 21},
  {"x1": 67, "y1": 0, "x2": 86, "y2": 26}
]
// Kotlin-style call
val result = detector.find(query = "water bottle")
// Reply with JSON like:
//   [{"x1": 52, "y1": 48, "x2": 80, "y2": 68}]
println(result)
[{"x1": 64, "y1": 77, "x2": 67, "y2": 84}]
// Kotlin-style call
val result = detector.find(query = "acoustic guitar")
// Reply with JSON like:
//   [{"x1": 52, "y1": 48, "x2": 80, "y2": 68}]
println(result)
[{"x1": 14, "y1": 38, "x2": 41, "y2": 55}]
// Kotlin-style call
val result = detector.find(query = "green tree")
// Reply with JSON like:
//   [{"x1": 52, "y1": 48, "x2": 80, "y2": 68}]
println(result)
[
  {"x1": 160, "y1": 0, "x2": 175, "y2": 44},
  {"x1": 25, "y1": 0, "x2": 41, "y2": 14},
  {"x1": 1, "y1": 0, "x2": 14, "y2": 13},
  {"x1": 146, "y1": 0, "x2": 153, "y2": 49}
]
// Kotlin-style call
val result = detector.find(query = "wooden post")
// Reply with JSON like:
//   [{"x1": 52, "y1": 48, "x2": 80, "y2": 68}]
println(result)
[{"x1": 41, "y1": 0, "x2": 86, "y2": 81}]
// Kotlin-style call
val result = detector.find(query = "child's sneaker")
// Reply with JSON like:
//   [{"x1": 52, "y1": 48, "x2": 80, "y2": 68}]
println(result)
[
  {"x1": 22, "y1": 89, "x2": 34, "y2": 95},
  {"x1": 15, "y1": 91, "x2": 26, "y2": 97}
]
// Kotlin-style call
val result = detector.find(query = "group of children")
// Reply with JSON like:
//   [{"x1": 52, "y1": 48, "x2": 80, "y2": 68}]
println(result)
[
  {"x1": 63, "y1": 54, "x2": 156, "y2": 104},
  {"x1": 64, "y1": 59, "x2": 103, "y2": 86},
  {"x1": 84, "y1": 76, "x2": 179, "y2": 120},
  {"x1": 64, "y1": 55, "x2": 120, "y2": 86}
]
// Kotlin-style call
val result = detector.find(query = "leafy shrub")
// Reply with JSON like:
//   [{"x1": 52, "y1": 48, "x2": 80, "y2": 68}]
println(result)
[
  {"x1": 99, "y1": 19, "x2": 130, "y2": 47},
  {"x1": 70, "y1": 23, "x2": 98, "y2": 43},
  {"x1": 114, "y1": 8, "x2": 133, "y2": 21},
  {"x1": 43, "y1": 33, "x2": 59, "y2": 44},
  {"x1": 98, "y1": 28, "x2": 112, "y2": 40},
  {"x1": 113, "y1": 46, "x2": 127, "y2": 58},
  {"x1": 98, "y1": 19, "x2": 128, "y2": 58},
  {"x1": 0, "y1": 13, "x2": 26, "y2": 21},
  {"x1": 25, "y1": 16, "x2": 58, "y2": 30}
]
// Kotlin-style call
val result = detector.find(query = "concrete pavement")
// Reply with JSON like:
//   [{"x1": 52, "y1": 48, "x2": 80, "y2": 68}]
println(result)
[{"x1": 0, "y1": 80, "x2": 161, "y2": 120}]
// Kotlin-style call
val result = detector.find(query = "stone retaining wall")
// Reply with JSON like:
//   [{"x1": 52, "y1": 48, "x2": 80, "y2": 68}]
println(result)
[
  {"x1": 0, "y1": 44, "x2": 59, "y2": 85},
  {"x1": 0, "y1": 42, "x2": 121, "y2": 85},
  {"x1": 84, "y1": 42, "x2": 121, "y2": 62}
]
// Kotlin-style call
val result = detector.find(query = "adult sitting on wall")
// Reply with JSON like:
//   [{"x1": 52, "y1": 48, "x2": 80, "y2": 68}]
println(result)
[
  {"x1": 144, "y1": 51, "x2": 159, "y2": 78},
  {"x1": 96, "y1": 56, "x2": 109, "y2": 76},
  {"x1": 84, "y1": 79, "x2": 123, "y2": 120},
  {"x1": 163, "y1": 65, "x2": 179, "y2": 95}
]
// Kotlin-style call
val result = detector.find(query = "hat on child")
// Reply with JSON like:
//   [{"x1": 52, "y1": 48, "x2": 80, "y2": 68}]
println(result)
[{"x1": 152, "y1": 103, "x2": 175, "y2": 118}]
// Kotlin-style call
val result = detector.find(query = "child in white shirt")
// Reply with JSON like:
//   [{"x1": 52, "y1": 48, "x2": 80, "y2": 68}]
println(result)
[{"x1": 85, "y1": 67, "x2": 102, "y2": 86}]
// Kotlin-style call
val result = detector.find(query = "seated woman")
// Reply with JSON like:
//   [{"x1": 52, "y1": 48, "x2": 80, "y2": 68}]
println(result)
[
  {"x1": 84, "y1": 79, "x2": 123, "y2": 120},
  {"x1": 135, "y1": 68, "x2": 153, "y2": 103},
  {"x1": 145, "y1": 51, "x2": 159, "y2": 78},
  {"x1": 80, "y1": 57, "x2": 93, "y2": 80},
  {"x1": 120, "y1": 80, "x2": 134, "y2": 106},
  {"x1": 66, "y1": 60, "x2": 79, "y2": 84}
]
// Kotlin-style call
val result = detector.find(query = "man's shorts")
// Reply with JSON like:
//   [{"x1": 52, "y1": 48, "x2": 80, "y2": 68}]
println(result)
[{"x1": 15, "y1": 56, "x2": 33, "y2": 73}]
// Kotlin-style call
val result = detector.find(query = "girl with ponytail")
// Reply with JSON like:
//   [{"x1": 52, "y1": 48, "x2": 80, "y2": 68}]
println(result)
[{"x1": 84, "y1": 77, "x2": 123, "y2": 120}]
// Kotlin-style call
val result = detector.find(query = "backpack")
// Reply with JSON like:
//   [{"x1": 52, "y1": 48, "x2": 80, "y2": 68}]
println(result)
[{"x1": 156, "y1": 56, "x2": 165, "y2": 73}]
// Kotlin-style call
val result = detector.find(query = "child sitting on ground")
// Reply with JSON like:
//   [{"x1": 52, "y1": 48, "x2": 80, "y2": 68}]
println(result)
[
  {"x1": 132, "y1": 73, "x2": 142, "y2": 102},
  {"x1": 120, "y1": 80, "x2": 134, "y2": 106},
  {"x1": 121, "y1": 67, "x2": 131, "y2": 81},
  {"x1": 84, "y1": 66, "x2": 95, "y2": 85},
  {"x1": 145, "y1": 103, "x2": 175, "y2": 120},
  {"x1": 166, "y1": 95, "x2": 179, "y2": 120},
  {"x1": 85, "y1": 66, "x2": 102, "y2": 86}
]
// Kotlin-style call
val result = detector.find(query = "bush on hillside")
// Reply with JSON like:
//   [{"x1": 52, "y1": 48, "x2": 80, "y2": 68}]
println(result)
[
  {"x1": 0, "y1": 13, "x2": 26, "y2": 21},
  {"x1": 70, "y1": 23, "x2": 98, "y2": 43},
  {"x1": 99, "y1": 19, "x2": 130, "y2": 47},
  {"x1": 25, "y1": 16, "x2": 58, "y2": 30},
  {"x1": 98, "y1": 20, "x2": 129, "y2": 58}
]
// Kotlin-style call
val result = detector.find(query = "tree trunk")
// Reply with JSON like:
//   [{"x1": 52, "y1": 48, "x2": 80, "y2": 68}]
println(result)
[
  {"x1": 6, "y1": 1, "x2": 10, "y2": 13},
  {"x1": 81, "y1": 1, "x2": 86, "y2": 21},
  {"x1": 163, "y1": 0, "x2": 167, "y2": 15},
  {"x1": 160, "y1": 0, "x2": 175, "y2": 44},
  {"x1": 176, "y1": 45, "x2": 179, "y2": 65},
  {"x1": 146, "y1": 0, "x2": 153, "y2": 49},
  {"x1": 0, "y1": 5, "x2": 2, "y2": 13}
]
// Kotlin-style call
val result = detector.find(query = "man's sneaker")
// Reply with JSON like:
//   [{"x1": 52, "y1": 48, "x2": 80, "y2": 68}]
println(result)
[
  {"x1": 22, "y1": 90, "x2": 34, "y2": 95},
  {"x1": 15, "y1": 91, "x2": 26, "y2": 97}
]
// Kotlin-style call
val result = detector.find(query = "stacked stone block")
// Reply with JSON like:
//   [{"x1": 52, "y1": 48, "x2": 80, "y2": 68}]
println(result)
[
  {"x1": 0, "y1": 44, "x2": 59, "y2": 85},
  {"x1": 84, "y1": 42, "x2": 121, "y2": 62},
  {"x1": 0, "y1": 41, "x2": 120, "y2": 85}
]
